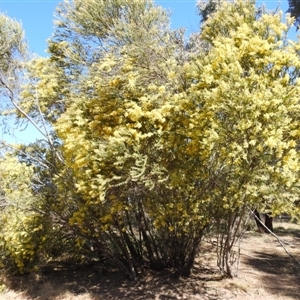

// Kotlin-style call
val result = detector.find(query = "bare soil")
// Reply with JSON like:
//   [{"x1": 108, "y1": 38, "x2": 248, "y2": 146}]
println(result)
[{"x1": 1, "y1": 221, "x2": 300, "y2": 300}]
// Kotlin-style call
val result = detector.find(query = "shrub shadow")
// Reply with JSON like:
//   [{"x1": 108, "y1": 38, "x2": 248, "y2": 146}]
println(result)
[{"x1": 4, "y1": 260, "x2": 225, "y2": 300}]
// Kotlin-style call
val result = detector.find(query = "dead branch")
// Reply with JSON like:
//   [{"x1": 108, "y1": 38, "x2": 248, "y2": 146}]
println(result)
[{"x1": 249, "y1": 208, "x2": 300, "y2": 267}]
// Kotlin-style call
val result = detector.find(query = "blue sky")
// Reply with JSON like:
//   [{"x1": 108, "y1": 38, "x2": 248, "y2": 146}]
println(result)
[
  {"x1": 0, "y1": 0, "x2": 293, "y2": 144},
  {"x1": 0, "y1": 0, "x2": 291, "y2": 60},
  {"x1": 0, "y1": 0, "x2": 201, "y2": 57}
]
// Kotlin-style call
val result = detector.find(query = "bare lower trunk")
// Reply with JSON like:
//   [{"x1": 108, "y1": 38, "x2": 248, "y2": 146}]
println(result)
[
  {"x1": 253, "y1": 209, "x2": 265, "y2": 233},
  {"x1": 264, "y1": 213, "x2": 273, "y2": 233},
  {"x1": 254, "y1": 209, "x2": 273, "y2": 233}
]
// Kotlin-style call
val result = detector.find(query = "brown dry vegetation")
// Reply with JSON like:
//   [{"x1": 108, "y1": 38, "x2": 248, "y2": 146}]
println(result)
[{"x1": 1, "y1": 220, "x2": 299, "y2": 300}]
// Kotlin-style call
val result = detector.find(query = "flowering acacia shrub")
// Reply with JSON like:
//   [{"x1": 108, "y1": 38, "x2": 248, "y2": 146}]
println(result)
[{"x1": 2, "y1": 0, "x2": 300, "y2": 278}]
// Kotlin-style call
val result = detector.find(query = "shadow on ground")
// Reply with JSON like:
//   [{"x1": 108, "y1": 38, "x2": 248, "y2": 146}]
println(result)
[
  {"x1": 5, "y1": 223, "x2": 300, "y2": 300},
  {"x1": 4, "y1": 260, "x2": 224, "y2": 300},
  {"x1": 243, "y1": 243, "x2": 300, "y2": 299},
  {"x1": 275, "y1": 226, "x2": 300, "y2": 239}
]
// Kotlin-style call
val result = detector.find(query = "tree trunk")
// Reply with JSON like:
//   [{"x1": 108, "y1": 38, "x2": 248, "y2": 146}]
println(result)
[
  {"x1": 253, "y1": 209, "x2": 265, "y2": 233},
  {"x1": 254, "y1": 209, "x2": 273, "y2": 233},
  {"x1": 264, "y1": 213, "x2": 273, "y2": 233}
]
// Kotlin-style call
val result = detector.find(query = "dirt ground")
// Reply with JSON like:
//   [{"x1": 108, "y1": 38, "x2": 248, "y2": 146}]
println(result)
[{"x1": 1, "y1": 221, "x2": 300, "y2": 300}]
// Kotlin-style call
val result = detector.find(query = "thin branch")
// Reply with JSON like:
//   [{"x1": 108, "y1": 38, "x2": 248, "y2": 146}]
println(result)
[
  {"x1": 249, "y1": 208, "x2": 300, "y2": 267},
  {"x1": 0, "y1": 76, "x2": 49, "y2": 140},
  {"x1": 33, "y1": 88, "x2": 64, "y2": 164},
  {"x1": 0, "y1": 140, "x2": 50, "y2": 169},
  {"x1": 1, "y1": 73, "x2": 65, "y2": 165},
  {"x1": 35, "y1": 87, "x2": 53, "y2": 146}
]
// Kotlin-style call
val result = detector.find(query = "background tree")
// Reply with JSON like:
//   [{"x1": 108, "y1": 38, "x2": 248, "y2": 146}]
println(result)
[
  {"x1": 0, "y1": 12, "x2": 26, "y2": 90},
  {"x1": 287, "y1": 0, "x2": 300, "y2": 29},
  {"x1": 197, "y1": 0, "x2": 222, "y2": 23},
  {"x1": 0, "y1": 12, "x2": 27, "y2": 136}
]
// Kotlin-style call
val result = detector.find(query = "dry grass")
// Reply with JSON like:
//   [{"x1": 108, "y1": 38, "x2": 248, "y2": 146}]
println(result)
[{"x1": 1, "y1": 220, "x2": 300, "y2": 300}]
